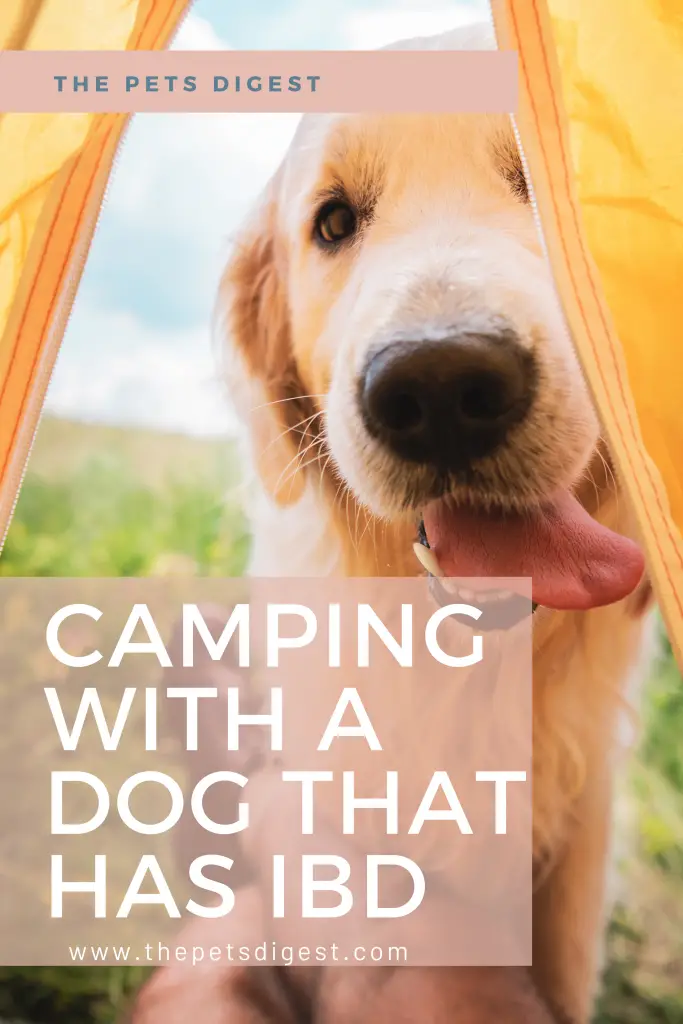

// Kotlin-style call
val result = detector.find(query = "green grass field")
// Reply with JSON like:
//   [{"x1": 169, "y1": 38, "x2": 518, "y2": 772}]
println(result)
[
  {"x1": 0, "y1": 415, "x2": 681, "y2": 1023},
  {"x1": 0, "y1": 416, "x2": 249, "y2": 579}
]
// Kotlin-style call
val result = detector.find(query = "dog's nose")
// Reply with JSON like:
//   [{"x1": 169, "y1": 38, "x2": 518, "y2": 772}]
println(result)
[{"x1": 359, "y1": 333, "x2": 536, "y2": 469}]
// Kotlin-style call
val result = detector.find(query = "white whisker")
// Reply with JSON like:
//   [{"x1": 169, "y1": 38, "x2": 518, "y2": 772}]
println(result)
[{"x1": 250, "y1": 394, "x2": 326, "y2": 413}]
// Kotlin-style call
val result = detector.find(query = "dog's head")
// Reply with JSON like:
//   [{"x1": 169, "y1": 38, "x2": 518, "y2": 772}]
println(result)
[{"x1": 221, "y1": 24, "x2": 645, "y2": 612}]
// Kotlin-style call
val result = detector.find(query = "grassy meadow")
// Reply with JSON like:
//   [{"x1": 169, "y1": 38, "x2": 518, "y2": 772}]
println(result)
[{"x1": 0, "y1": 415, "x2": 681, "y2": 1022}]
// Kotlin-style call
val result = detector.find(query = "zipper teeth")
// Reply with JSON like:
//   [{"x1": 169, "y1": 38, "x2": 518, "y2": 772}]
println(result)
[
  {"x1": 0, "y1": 126, "x2": 131, "y2": 560},
  {"x1": 0, "y1": 0, "x2": 197, "y2": 561},
  {"x1": 484, "y1": 3, "x2": 547, "y2": 259},
  {"x1": 509, "y1": 111, "x2": 586, "y2": 411},
  {"x1": 510, "y1": 117, "x2": 547, "y2": 259},
  {"x1": 489, "y1": 1, "x2": 578, "y2": 387}
]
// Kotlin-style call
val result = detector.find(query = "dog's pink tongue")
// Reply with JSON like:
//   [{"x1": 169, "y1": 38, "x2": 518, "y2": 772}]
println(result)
[{"x1": 423, "y1": 490, "x2": 645, "y2": 610}]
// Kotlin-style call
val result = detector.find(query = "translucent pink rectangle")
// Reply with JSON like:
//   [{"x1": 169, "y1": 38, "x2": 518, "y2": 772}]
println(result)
[
  {"x1": 0, "y1": 576, "x2": 531, "y2": 966},
  {"x1": 0, "y1": 50, "x2": 517, "y2": 113}
]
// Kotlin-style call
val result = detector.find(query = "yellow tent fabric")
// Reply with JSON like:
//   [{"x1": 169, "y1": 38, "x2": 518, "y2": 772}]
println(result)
[
  {"x1": 491, "y1": 0, "x2": 683, "y2": 665},
  {"x1": 1, "y1": 0, "x2": 682, "y2": 663},
  {"x1": 0, "y1": 0, "x2": 191, "y2": 546}
]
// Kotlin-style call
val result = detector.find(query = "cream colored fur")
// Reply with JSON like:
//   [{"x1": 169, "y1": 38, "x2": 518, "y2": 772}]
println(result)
[{"x1": 218, "y1": 24, "x2": 653, "y2": 1023}]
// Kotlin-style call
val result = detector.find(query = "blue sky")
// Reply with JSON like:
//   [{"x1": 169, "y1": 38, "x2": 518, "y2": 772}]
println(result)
[{"x1": 45, "y1": 0, "x2": 489, "y2": 436}]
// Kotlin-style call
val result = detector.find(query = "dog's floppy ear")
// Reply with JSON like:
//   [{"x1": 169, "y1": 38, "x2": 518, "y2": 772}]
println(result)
[{"x1": 220, "y1": 177, "x2": 318, "y2": 507}]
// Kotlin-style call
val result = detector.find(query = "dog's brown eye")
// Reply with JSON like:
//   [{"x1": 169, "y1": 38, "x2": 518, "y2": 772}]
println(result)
[{"x1": 314, "y1": 201, "x2": 357, "y2": 246}]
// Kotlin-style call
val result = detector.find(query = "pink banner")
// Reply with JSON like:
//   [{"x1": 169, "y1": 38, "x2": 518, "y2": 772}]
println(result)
[
  {"x1": 0, "y1": 576, "x2": 532, "y2": 967},
  {"x1": 0, "y1": 50, "x2": 517, "y2": 113}
]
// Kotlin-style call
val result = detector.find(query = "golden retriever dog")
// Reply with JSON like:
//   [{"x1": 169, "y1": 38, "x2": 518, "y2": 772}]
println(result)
[{"x1": 132, "y1": 22, "x2": 654, "y2": 1024}]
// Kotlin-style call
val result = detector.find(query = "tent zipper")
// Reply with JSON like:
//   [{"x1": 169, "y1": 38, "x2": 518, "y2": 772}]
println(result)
[{"x1": 0, "y1": 0, "x2": 197, "y2": 561}]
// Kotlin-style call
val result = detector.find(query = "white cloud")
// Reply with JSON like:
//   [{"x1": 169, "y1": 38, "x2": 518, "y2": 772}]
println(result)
[
  {"x1": 347, "y1": 6, "x2": 485, "y2": 49},
  {"x1": 54, "y1": 103, "x2": 301, "y2": 438},
  {"x1": 47, "y1": 304, "x2": 238, "y2": 437},
  {"x1": 171, "y1": 13, "x2": 230, "y2": 51},
  {"x1": 106, "y1": 12, "x2": 300, "y2": 254},
  {"x1": 107, "y1": 111, "x2": 299, "y2": 233}
]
